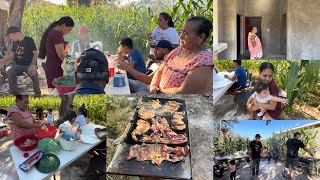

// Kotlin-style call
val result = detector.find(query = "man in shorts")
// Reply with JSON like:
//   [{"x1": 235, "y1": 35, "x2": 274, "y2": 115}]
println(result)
[{"x1": 283, "y1": 132, "x2": 314, "y2": 179}]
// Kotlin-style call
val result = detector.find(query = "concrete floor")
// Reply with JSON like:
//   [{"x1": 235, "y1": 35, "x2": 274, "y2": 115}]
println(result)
[{"x1": 238, "y1": 51, "x2": 286, "y2": 60}]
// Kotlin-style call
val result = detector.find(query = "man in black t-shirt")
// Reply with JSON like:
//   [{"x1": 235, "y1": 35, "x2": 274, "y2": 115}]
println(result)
[
  {"x1": 249, "y1": 134, "x2": 263, "y2": 176},
  {"x1": 283, "y1": 132, "x2": 314, "y2": 179},
  {"x1": 0, "y1": 26, "x2": 40, "y2": 95}
]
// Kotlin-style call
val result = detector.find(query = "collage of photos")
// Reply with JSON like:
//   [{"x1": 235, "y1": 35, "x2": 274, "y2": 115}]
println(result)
[{"x1": 0, "y1": 0, "x2": 319, "y2": 180}]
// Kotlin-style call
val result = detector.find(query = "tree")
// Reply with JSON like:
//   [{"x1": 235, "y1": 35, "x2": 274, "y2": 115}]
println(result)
[{"x1": 59, "y1": 94, "x2": 75, "y2": 117}]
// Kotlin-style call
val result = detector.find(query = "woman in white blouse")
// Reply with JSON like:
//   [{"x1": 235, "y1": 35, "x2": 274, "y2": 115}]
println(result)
[{"x1": 147, "y1": 12, "x2": 180, "y2": 60}]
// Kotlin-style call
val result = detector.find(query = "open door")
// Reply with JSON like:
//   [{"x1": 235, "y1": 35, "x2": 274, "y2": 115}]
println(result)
[
  {"x1": 237, "y1": 14, "x2": 242, "y2": 58},
  {"x1": 245, "y1": 17, "x2": 262, "y2": 50}
]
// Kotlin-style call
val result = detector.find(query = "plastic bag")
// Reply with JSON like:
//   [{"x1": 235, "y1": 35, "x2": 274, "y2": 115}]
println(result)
[{"x1": 53, "y1": 73, "x2": 76, "y2": 86}]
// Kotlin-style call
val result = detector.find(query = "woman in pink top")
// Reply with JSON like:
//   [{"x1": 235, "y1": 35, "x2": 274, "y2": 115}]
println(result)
[
  {"x1": 150, "y1": 16, "x2": 214, "y2": 94},
  {"x1": 248, "y1": 26, "x2": 263, "y2": 59},
  {"x1": 7, "y1": 95, "x2": 43, "y2": 141}
]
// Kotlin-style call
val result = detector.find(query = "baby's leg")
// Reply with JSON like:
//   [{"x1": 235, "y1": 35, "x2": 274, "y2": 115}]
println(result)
[
  {"x1": 257, "y1": 107, "x2": 266, "y2": 119},
  {"x1": 260, "y1": 107, "x2": 266, "y2": 115}
]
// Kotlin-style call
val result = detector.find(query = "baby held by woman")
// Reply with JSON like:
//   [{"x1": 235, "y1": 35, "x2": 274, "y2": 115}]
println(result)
[{"x1": 247, "y1": 80, "x2": 289, "y2": 119}]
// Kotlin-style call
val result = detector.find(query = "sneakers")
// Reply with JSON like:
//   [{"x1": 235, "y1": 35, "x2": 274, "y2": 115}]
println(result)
[{"x1": 257, "y1": 112, "x2": 264, "y2": 120}]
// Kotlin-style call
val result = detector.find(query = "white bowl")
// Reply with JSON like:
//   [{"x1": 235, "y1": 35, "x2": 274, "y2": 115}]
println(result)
[{"x1": 59, "y1": 134, "x2": 80, "y2": 151}]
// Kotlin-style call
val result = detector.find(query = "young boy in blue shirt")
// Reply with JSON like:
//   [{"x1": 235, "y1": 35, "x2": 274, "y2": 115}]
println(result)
[
  {"x1": 117, "y1": 38, "x2": 148, "y2": 93},
  {"x1": 224, "y1": 60, "x2": 247, "y2": 92}
]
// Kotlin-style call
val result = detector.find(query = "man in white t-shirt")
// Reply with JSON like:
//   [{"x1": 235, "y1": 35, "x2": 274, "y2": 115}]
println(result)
[{"x1": 246, "y1": 81, "x2": 288, "y2": 119}]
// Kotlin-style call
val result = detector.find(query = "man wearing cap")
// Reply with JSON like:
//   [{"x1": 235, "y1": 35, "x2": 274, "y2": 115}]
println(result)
[
  {"x1": 73, "y1": 48, "x2": 109, "y2": 94},
  {"x1": 249, "y1": 134, "x2": 263, "y2": 177},
  {"x1": 71, "y1": 26, "x2": 94, "y2": 55},
  {"x1": 0, "y1": 26, "x2": 41, "y2": 95},
  {"x1": 116, "y1": 40, "x2": 172, "y2": 94},
  {"x1": 283, "y1": 132, "x2": 314, "y2": 179}
]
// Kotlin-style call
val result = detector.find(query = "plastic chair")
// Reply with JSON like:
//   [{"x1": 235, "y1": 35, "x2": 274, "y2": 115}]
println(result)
[{"x1": 89, "y1": 156, "x2": 106, "y2": 178}]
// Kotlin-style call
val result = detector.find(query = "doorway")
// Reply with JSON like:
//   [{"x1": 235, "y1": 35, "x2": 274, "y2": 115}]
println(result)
[
  {"x1": 245, "y1": 17, "x2": 262, "y2": 50},
  {"x1": 281, "y1": 14, "x2": 287, "y2": 56},
  {"x1": 237, "y1": 14, "x2": 242, "y2": 58}
]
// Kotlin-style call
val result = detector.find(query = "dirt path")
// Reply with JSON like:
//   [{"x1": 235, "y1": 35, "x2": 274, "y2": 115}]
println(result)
[
  {"x1": 220, "y1": 161, "x2": 316, "y2": 180},
  {"x1": 107, "y1": 95, "x2": 213, "y2": 180}
]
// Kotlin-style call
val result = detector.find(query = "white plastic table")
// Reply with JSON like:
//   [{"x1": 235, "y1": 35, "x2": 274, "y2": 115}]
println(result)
[
  {"x1": 212, "y1": 71, "x2": 235, "y2": 105},
  {"x1": 51, "y1": 71, "x2": 131, "y2": 95},
  {"x1": 10, "y1": 124, "x2": 105, "y2": 180}
]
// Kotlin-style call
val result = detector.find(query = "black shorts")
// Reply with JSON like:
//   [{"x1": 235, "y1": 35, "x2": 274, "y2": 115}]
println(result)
[{"x1": 285, "y1": 157, "x2": 299, "y2": 170}]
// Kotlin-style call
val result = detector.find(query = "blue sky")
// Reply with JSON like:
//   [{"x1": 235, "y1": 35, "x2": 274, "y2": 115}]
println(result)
[{"x1": 232, "y1": 120, "x2": 319, "y2": 139}]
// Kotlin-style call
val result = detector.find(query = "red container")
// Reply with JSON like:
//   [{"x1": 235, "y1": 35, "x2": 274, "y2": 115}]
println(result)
[
  {"x1": 109, "y1": 67, "x2": 115, "y2": 77},
  {"x1": 14, "y1": 135, "x2": 39, "y2": 151},
  {"x1": 52, "y1": 76, "x2": 77, "y2": 94},
  {"x1": 0, "y1": 129, "x2": 8, "y2": 137},
  {"x1": 36, "y1": 125, "x2": 57, "y2": 140}
]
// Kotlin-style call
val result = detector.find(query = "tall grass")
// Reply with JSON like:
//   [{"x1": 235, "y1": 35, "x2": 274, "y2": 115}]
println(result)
[
  {"x1": 22, "y1": 1, "x2": 213, "y2": 58},
  {"x1": 22, "y1": 3, "x2": 151, "y2": 56}
]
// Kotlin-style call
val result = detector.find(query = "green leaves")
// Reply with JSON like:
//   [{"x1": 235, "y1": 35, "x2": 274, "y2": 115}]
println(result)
[{"x1": 0, "y1": 95, "x2": 106, "y2": 126}]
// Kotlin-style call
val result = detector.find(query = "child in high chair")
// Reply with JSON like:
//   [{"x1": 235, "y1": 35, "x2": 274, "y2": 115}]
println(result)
[{"x1": 247, "y1": 80, "x2": 289, "y2": 119}]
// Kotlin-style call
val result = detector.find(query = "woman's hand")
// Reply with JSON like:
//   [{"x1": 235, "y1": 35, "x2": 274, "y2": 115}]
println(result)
[
  {"x1": 224, "y1": 75, "x2": 229, "y2": 79},
  {"x1": 246, "y1": 99, "x2": 253, "y2": 110},
  {"x1": 146, "y1": 33, "x2": 152, "y2": 40},
  {"x1": 150, "y1": 85, "x2": 160, "y2": 94}
]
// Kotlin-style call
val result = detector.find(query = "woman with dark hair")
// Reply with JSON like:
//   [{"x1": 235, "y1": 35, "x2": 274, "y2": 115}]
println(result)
[
  {"x1": 150, "y1": 16, "x2": 213, "y2": 94},
  {"x1": 7, "y1": 95, "x2": 43, "y2": 141},
  {"x1": 38, "y1": 16, "x2": 74, "y2": 91},
  {"x1": 248, "y1": 26, "x2": 263, "y2": 59},
  {"x1": 247, "y1": 62, "x2": 281, "y2": 119},
  {"x1": 147, "y1": 12, "x2": 180, "y2": 59}
]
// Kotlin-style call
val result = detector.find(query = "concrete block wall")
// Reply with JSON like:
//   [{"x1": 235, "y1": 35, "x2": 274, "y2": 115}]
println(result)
[{"x1": 287, "y1": 0, "x2": 320, "y2": 60}]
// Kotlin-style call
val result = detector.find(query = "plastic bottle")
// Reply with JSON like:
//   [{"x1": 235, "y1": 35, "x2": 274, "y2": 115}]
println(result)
[{"x1": 107, "y1": 54, "x2": 115, "y2": 77}]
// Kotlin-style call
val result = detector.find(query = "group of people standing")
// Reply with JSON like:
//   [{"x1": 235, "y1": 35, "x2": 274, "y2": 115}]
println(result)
[
  {"x1": 247, "y1": 133, "x2": 314, "y2": 179},
  {"x1": 0, "y1": 12, "x2": 214, "y2": 95}
]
